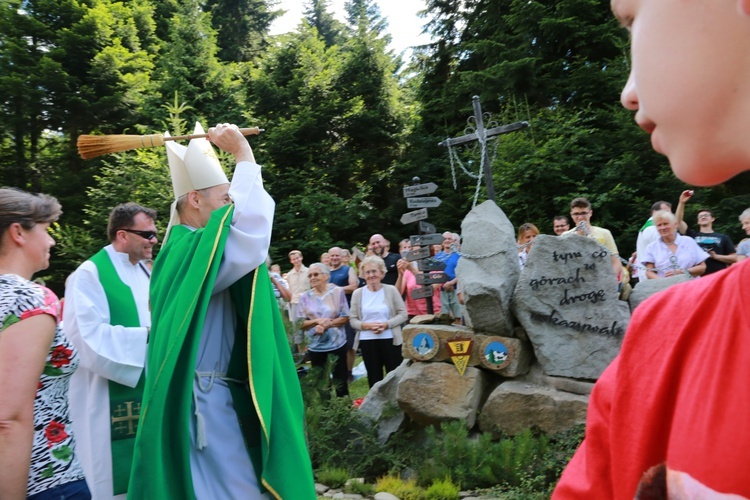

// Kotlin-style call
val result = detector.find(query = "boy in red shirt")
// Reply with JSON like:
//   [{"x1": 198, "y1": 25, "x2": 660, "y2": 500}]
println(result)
[{"x1": 554, "y1": 2, "x2": 750, "y2": 498}]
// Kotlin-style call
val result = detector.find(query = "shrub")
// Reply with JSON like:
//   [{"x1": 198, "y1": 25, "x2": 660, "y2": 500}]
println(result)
[
  {"x1": 375, "y1": 474, "x2": 425, "y2": 500},
  {"x1": 345, "y1": 479, "x2": 375, "y2": 496},
  {"x1": 301, "y1": 356, "x2": 585, "y2": 495},
  {"x1": 316, "y1": 467, "x2": 349, "y2": 489},
  {"x1": 301, "y1": 358, "x2": 408, "y2": 480},
  {"x1": 424, "y1": 478, "x2": 460, "y2": 500},
  {"x1": 417, "y1": 421, "x2": 571, "y2": 489}
]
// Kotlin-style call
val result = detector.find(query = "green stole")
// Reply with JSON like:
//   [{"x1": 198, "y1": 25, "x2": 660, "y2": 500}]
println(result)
[
  {"x1": 89, "y1": 249, "x2": 146, "y2": 496},
  {"x1": 128, "y1": 205, "x2": 315, "y2": 500},
  {"x1": 640, "y1": 218, "x2": 654, "y2": 232}
]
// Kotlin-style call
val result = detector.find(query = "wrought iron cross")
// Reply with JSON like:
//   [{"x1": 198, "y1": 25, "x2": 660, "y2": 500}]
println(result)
[{"x1": 438, "y1": 96, "x2": 528, "y2": 202}]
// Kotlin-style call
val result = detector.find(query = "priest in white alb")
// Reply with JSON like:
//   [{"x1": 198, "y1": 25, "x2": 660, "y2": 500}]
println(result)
[{"x1": 64, "y1": 202, "x2": 158, "y2": 499}]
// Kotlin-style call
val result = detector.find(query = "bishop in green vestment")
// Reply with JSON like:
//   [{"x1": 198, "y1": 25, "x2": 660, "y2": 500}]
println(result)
[{"x1": 128, "y1": 123, "x2": 315, "y2": 499}]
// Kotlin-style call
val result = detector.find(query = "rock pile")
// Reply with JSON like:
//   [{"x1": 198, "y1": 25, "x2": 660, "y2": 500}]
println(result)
[{"x1": 361, "y1": 200, "x2": 685, "y2": 441}]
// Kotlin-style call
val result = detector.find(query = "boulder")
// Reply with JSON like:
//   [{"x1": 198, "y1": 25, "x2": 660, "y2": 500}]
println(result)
[
  {"x1": 359, "y1": 360, "x2": 411, "y2": 443},
  {"x1": 629, "y1": 274, "x2": 691, "y2": 311},
  {"x1": 374, "y1": 493, "x2": 400, "y2": 500},
  {"x1": 478, "y1": 380, "x2": 588, "y2": 436},
  {"x1": 397, "y1": 362, "x2": 489, "y2": 428},
  {"x1": 456, "y1": 201, "x2": 519, "y2": 336},
  {"x1": 512, "y1": 234, "x2": 630, "y2": 379},
  {"x1": 410, "y1": 314, "x2": 436, "y2": 324},
  {"x1": 518, "y1": 362, "x2": 595, "y2": 396}
]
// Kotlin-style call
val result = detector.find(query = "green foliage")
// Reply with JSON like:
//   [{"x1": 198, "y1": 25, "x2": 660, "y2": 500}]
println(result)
[
  {"x1": 85, "y1": 148, "x2": 174, "y2": 240},
  {"x1": 143, "y1": 0, "x2": 242, "y2": 126},
  {"x1": 348, "y1": 374, "x2": 370, "y2": 401},
  {"x1": 46, "y1": 223, "x2": 101, "y2": 294},
  {"x1": 345, "y1": 479, "x2": 375, "y2": 496},
  {"x1": 203, "y1": 0, "x2": 279, "y2": 62},
  {"x1": 316, "y1": 467, "x2": 350, "y2": 489},
  {"x1": 246, "y1": 19, "x2": 409, "y2": 262},
  {"x1": 0, "y1": 0, "x2": 158, "y2": 215},
  {"x1": 301, "y1": 357, "x2": 401, "y2": 480},
  {"x1": 375, "y1": 475, "x2": 425, "y2": 500},
  {"x1": 304, "y1": 0, "x2": 347, "y2": 48},
  {"x1": 303, "y1": 391, "x2": 401, "y2": 479},
  {"x1": 424, "y1": 478, "x2": 460, "y2": 500},
  {"x1": 300, "y1": 362, "x2": 581, "y2": 496},
  {"x1": 416, "y1": 421, "x2": 582, "y2": 492}
]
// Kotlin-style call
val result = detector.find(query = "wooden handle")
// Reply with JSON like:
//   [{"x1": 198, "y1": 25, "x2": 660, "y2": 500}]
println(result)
[{"x1": 164, "y1": 127, "x2": 263, "y2": 142}]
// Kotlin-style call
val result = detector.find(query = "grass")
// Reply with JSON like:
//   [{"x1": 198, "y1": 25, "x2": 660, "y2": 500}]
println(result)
[{"x1": 349, "y1": 356, "x2": 371, "y2": 400}]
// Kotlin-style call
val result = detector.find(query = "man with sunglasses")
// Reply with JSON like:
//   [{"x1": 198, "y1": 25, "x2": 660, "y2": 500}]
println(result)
[
  {"x1": 675, "y1": 190, "x2": 737, "y2": 275},
  {"x1": 63, "y1": 202, "x2": 157, "y2": 499}
]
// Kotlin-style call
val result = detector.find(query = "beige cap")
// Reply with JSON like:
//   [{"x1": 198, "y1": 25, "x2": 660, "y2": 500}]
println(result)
[{"x1": 164, "y1": 122, "x2": 229, "y2": 243}]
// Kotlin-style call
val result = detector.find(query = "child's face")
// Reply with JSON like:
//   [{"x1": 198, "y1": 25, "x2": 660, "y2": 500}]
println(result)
[{"x1": 614, "y1": 0, "x2": 750, "y2": 186}]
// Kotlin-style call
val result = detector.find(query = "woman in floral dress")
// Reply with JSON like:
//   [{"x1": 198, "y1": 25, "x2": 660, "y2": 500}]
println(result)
[{"x1": 0, "y1": 187, "x2": 89, "y2": 499}]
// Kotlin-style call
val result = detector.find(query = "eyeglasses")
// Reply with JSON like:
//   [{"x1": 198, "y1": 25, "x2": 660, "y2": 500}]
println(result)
[
  {"x1": 308, "y1": 273, "x2": 323, "y2": 278},
  {"x1": 570, "y1": 211, "x2": 590, "y2": 218},
  {"x1": 698, "y1": 213, "x2": 712, "y2": 219},
  {"x1": 122, "y1": 228, "x2": 157, "y2": 240}
]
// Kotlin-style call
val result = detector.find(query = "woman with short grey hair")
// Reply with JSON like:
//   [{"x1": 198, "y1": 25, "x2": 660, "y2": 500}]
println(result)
[
  {"x1": 296, "y1": 262, "x2": 350, "y2": 397},
  {"x1": 641, "y1": 210, "x2": 708, "y2": 279},
  {"x1": 349, "y1": 256, "x2": 408, "y2": 388}
]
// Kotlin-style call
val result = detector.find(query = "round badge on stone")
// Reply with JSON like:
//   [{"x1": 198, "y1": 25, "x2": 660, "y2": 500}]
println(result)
[
  {"x1": 479, "y1": 337, "x2": 513, "y2": 370},
  {"x1": 407, "y1": 329, "x2": 439, "y2": 361}
]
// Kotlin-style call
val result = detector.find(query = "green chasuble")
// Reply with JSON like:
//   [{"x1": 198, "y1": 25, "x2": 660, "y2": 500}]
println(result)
[
  {"x1": 89, "y1": 249, "x2": 145, "y2": 496},
  {"x1": 128, "y1": 205, "x2": 315, "y2": 499}
]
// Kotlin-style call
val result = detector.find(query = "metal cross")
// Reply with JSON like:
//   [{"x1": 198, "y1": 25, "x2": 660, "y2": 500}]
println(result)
[{"x1": 438, "y1": 96, "x2": 528, "y2": 202}]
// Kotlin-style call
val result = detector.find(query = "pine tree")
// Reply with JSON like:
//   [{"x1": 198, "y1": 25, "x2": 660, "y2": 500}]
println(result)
[
  {"x1": 144, "y1": 0, "x2": 242, "y2": 126},
  {"x1": 304, "y1": 0, "x2": 346, "y2": 47},
  {"x1": 203, "y1": 0, "x2": 281, "y2": 62},
  {"x1": 0, "y1": 0, "x2": 157, "y2": 207}
]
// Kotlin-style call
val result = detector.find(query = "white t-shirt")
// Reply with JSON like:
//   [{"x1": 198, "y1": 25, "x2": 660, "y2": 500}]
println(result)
[{"x1": 358, "y1": 287, "x2": 394, "y2": 341}]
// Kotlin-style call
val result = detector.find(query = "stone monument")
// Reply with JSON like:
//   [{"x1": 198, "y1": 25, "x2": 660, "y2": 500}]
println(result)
[
  {"x1": 512, "y1": 234, "x2": 631, "y2": 379},
  {"x1": 456, "y1": 200, "x2": 518, "y2": 336}
]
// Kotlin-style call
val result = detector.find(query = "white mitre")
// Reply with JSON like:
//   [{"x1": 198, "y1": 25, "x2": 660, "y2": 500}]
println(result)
[{"x1": 164, "y1": 122, "x2": 229, "y2": 243}]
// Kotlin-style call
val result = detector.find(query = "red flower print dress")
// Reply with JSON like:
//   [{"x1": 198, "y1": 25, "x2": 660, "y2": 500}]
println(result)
[{"x1": 0, "y1": 274, "x2": 85, "y2": 496}]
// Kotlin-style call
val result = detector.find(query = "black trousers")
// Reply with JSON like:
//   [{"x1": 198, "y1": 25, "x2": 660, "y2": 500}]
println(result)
[
  {"x1": 360, "y1": 338, "x2": 402, "y2": 388},
  {"x1": 308, "y1": 344, "x2": 349, "y2": 397}
]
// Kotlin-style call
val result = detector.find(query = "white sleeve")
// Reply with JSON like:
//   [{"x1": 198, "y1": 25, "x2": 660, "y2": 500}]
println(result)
[
  {"x1": 62, "y1": 262, "x2": 148, "y2": 387},
  {"x1": 640, "y1": 240, "x2": 657, "y2": 265},
  {"x1": 213, "y1": 161, "x2": 275, "y2": 293},
  {"x1": 636, "y1": 226, "x2": 659, "y2": 260}
]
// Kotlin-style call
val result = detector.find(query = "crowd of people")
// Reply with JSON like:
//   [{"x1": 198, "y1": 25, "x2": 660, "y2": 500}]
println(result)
[
  {"x1": 271, "y1": 230, "x2": 464, "y2": 392},
  {"x1": 517, "y1": 192, "x2": 750, "y2": 290},
  {"x1": 271, "y1": 191, "x2": 750, "y2": 394}
]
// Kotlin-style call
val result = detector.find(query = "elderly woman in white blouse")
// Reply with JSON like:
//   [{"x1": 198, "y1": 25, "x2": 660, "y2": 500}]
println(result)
[
  {"x1": 349, "y1": 256, "x2": 407, "y2": 388},
  {"x1": 641, "y1": 210, "x2": 709, "y2": 279}
]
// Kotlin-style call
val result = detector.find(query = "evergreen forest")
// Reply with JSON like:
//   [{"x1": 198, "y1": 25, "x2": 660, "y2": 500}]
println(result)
[{"x1": 3, "y1": 0, "x2": 749, "y2": 294}]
